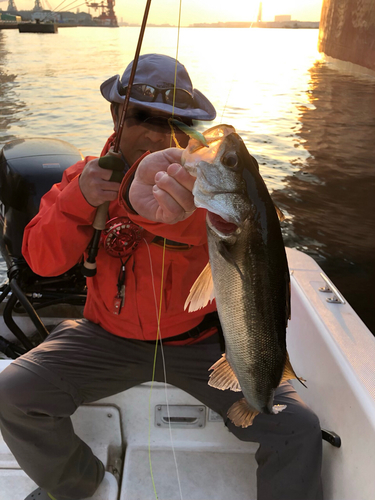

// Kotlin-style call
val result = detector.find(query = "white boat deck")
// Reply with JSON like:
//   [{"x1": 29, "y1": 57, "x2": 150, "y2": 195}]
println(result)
[{"x1": 0, "y1": 248, "x2": 374, "y2": 500}]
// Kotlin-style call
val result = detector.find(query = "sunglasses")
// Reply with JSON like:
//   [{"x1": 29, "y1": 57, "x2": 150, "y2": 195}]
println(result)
[
  {"x1": 120, "y1": 83, "x2": 195, "y2": 109},
  {"x1": 125, "y1": 109, "x2": 193, "y2": 130}
]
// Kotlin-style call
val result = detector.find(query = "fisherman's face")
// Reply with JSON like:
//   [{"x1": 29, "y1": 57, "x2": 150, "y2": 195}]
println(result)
[{"x1": 111, "y1": 103, "x2": 190, "y2": 166}]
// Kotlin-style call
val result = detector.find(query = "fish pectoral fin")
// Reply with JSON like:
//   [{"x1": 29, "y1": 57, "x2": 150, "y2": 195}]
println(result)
[
  {"x1": 208, "y1": 353, "x2": 242, "y2": 392},
  {"x1": 228, "y1": 398, "x2": 259, "y2": 428},
  {"x1": 217, "y1": 241, "x2": 245, "y2": 282},
  {"x1": 184, "y1": 261, "x2": 215, "y2": 312},
  {"x1": 281, "y1": 353, "x2": 307, "y2": 388}
]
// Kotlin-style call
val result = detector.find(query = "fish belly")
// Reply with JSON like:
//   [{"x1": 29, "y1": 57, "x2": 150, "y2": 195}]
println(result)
[{"x1": 207, "y1": 227, "x2": 287, "y2": 413}]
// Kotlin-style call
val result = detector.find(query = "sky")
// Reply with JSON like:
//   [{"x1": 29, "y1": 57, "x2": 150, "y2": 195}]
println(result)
[{"x1": 2, "y1": 0, "x2": 324, "y2": 25}]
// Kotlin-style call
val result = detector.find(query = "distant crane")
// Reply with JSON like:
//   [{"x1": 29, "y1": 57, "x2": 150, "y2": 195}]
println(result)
[
  {"x1": 7, "y1": 0, "x2": 18, "y2": 12},
  {"x1": 85, "y1": 0, "x2": 117, "y2": 26},
  {"x1": 33, "y1": 0, "x2": 43, "y2": 11}
]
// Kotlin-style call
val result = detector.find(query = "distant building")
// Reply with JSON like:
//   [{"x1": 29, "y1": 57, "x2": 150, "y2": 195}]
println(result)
[
  {"x1": 31, "y1": 9, "x2": 59, "y2": 22},
  {"x1": 59, "y1": 11, "x2": 77, "y2": 23},
  {"x1": 274, "y1": 15, "x2": 291, "y2": 22},
  {"x1": 0, "y1": 12, "x2": 22, "y2": 21},
  {"x1": 77, "y1": 12, "x2": 93, "y2": 24}
]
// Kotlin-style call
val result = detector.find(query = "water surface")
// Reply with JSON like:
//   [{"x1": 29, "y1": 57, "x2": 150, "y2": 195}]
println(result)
[{"x1": 0, "y1": 27, "x2": 374, "y2": 332}]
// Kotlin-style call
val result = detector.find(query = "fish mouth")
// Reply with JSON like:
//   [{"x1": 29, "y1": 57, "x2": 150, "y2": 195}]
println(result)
[{"x1": 207, "y1": 211, "x2": 239, "y2": 234}]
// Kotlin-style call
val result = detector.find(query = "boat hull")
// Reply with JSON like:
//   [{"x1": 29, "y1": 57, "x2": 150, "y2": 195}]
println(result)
[{"x1": 18, "y1": 23, "x2": 58, "y2": 33}]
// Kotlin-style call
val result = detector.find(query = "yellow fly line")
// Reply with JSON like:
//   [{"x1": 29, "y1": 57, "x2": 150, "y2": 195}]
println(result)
[
  {"x1": 148, "y1": 1, "x2": 184, "y2": 498},
  {"x1": 148, "y1": 238, "x2": 167, "y2": 500},
  {"x1": 169, "y1": 0, "x2": 184, "y2": 148}
]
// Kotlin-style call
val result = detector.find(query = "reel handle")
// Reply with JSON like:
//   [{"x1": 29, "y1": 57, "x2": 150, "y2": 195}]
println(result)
[{"x1": 82, "y1": 152, "x2": 126, "y2": 277}]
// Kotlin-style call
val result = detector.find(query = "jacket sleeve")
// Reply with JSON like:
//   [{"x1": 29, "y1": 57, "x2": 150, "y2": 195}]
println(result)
[{"x1": 22, "y1": 158, "x2": 98, "y2": 276}]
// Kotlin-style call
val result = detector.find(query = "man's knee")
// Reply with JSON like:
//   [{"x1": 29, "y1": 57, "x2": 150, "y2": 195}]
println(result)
[
  {"x1": 225, "y1": 400, "x2": 321, "y2": 446},
  {"x1": 294, "y1": 402, "x2": 321, "y2": 437},
  {"x1": 0, "y1": 362, "x2": 77, "y2": 418},
  {"x1": 0, "y1": 363, "x2": 33, "y2": 410}
]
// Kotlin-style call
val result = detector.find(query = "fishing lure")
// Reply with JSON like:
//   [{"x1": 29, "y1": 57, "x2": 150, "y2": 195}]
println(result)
[{"x1": 168, "y1": 118, "x2": 209, "y2": 148}]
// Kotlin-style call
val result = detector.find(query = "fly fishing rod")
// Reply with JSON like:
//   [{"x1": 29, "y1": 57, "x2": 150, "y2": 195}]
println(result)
[{"x1": 82, "y1": 0, "x2": 153, "y2": 277}]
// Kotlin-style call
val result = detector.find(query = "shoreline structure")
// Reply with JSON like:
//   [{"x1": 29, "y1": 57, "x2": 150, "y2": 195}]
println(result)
[{"x1": 0, "y1": 16, "x2": 319, "y2": 30}]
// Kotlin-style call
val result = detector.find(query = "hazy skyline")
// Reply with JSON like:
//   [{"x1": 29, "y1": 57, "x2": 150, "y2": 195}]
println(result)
[{"x1": 3, "y1": 0, "x2": 324, "y2": 25}]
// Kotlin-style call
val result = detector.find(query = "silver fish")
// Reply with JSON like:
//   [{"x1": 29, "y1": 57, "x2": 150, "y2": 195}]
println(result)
[{"x1": 183, "y1": 125, "x2": 302, "y2": 428}]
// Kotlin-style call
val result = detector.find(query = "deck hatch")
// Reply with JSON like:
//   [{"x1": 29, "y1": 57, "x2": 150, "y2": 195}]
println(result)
[{"x1": 155, "y1": 404, "x2": 206, "y2": 428}]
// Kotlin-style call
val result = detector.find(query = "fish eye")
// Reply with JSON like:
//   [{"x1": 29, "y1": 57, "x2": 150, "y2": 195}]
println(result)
[{"x1": 222, "y1": 152, "x2": 238, "y2": 168}]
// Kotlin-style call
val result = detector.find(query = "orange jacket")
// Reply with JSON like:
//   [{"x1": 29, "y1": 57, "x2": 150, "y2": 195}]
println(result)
[{"x1": 22, "y1": 136, "x2": 217, "y2": 341}]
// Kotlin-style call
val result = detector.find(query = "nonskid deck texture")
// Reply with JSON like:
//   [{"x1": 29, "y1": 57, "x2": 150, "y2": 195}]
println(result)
[{"x1": 0, "y1": 374, "x2": 258, "y2": 500}]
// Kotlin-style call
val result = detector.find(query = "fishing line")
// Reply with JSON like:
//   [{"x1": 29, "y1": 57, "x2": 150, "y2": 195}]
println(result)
[
  {"x1": 144, "y1": 238, "x2": 184, "y2": 500},
  {"x1": 146, "y1": 2, "x2": 185, "y2": 498},
  {"x1": 145, "y1": 236, "x2": 165, "y2": 500},
  {"x1": 161, "y1": 5, "x2": 185, "y2": 498},
  {"x1": 145, "y1": 1, "x2": 185, "y2": 497},
  {"x1": 169, "y1": 0, "x2": 183, "y2": 148}
]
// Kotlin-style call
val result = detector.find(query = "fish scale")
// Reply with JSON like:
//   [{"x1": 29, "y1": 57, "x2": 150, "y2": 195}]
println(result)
[{"x1": 207, "y1": 219, "x2": 287, "y2": 413}]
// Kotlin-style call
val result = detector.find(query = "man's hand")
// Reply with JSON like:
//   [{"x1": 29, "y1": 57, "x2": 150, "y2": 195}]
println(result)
[
  {"x1": 129, "y1": 148, "x2": 196, "y2": 224},
  {"x1": 79, "y1": 158, "x2": 121, "y2": 207}
]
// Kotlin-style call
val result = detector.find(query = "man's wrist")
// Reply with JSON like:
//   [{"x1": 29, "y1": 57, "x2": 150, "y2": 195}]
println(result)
[{"x1": 118, "y1": 152, "x2": 150, "y2": 214}]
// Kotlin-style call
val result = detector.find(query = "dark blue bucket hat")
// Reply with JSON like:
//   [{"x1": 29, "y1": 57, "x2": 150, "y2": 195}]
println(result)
[{"x1": 100, "y1": 53, "x2": 216, "y2": 121}]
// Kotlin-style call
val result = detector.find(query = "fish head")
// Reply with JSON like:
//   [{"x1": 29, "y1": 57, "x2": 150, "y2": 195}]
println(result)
[{"x1": 182, "y1": 124, "x2": 258, "y2": 238}]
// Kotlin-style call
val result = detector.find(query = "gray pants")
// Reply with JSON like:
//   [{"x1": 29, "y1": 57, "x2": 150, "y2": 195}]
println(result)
[{"x1": 0, "y1": 319, "x2": 323, "y2": 500}]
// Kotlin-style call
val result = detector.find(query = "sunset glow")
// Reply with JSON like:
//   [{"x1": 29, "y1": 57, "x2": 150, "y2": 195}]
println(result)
[{"x1": 7, "y1": 0, "x2": 323, "y2": 26}]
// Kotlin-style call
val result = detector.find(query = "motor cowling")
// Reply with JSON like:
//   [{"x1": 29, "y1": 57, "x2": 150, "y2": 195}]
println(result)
[{"x1": 0, "y1": 138, "x2": 83, "y2": 265}]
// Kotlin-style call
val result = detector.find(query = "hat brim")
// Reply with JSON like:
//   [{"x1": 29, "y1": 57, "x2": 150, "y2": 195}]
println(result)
[{"x1": 100, "y1": 75, "x2": 216, "y2": 121}]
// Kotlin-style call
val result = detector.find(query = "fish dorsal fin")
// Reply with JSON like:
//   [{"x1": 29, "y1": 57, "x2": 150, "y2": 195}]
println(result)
[
  {"x1": 281, "y1": 353, "x2": 307, "y2": 387},
  {"x1": 274, "y1": 204, "x2": 286, "y2": 222},
  {"x1": 184, "y1": 261, "x2": 215, "y2": 312},
  {"x1": 208, "y1": 353, "x2": 242, "y2": 392}
]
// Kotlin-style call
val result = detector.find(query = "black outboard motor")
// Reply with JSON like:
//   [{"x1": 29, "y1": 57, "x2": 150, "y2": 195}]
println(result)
[
  {"x1": 0, "y1": 138, "x2": 87, "y2": 357},
  {"x1": 0, "y1": 138, "x2": 83, "y2": 263}
]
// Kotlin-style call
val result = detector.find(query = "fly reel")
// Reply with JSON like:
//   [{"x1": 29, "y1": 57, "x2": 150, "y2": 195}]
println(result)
[{"x1": 101, "y1": 217, "x2": 143, "y2": 258}]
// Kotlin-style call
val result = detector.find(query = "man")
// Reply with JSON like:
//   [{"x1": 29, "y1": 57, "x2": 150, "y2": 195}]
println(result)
[{"x1": 0, "y1": 54, "x2": 323, "y2": 500}]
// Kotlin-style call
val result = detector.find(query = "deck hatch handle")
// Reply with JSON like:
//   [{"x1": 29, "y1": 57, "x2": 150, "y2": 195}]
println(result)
[{"x1": 155, "y1": 405, "x2": 206, "y2": 428}]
